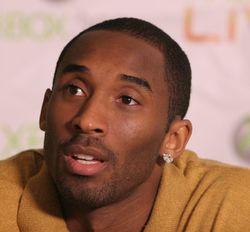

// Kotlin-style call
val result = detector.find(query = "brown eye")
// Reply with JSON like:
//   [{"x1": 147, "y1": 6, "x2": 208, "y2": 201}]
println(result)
[
  {"x1": 120, "y1": 96, "x2": 138, "y2": 105},
  {"x1": 67, "y1": 84, "x2": 84, "y2": 96}
]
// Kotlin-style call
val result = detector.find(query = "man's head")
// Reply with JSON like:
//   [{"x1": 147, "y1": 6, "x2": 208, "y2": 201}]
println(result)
[
  {"x1": 54, "y1": 17, "x2": 191, "y2": 127},
  {"x1": 39, "y1": 18, "x2": 192, "y2": 209}
]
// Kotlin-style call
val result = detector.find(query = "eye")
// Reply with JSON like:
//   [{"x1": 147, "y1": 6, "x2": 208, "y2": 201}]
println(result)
[
  {"x1": 120, "y1": 95, "x2": 138, "y2": 106},
  {"x1": 66, "y1": 84, "x2": 84, "y2": 96}
]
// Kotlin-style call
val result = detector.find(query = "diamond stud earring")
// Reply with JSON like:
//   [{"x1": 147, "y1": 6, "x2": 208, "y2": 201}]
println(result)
[{"x1": 162, "y1": 153, "x2": 174, "y2": 163}]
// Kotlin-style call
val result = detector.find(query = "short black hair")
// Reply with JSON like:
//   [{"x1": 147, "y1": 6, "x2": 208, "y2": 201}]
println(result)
[{"x1": 53, "y1": 17, "x2": 191, "y2": 127}]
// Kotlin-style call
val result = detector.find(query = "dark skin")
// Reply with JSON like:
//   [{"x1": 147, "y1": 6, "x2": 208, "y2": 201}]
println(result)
[{"x1": 40, "y1": 30, "x2": 192, "y2": 232}]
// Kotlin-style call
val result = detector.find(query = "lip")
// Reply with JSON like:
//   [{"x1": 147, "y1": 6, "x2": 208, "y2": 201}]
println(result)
[{"x1": 63, "y1": 144, "x2": 108, "y2": 176}]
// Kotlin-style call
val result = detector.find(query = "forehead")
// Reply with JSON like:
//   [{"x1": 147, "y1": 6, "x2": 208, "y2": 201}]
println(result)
[{"x1": 57, "y1": 30, "x2": 167, "y2": 93}]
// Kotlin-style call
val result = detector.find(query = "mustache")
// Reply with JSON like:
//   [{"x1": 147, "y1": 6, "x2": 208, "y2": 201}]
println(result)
[
  {"x1": 61, "y1": 134, "x2": 116, "y2": 161},
  {"x1": 63, "y1": 134, "x2": 104, "y2": 147}
]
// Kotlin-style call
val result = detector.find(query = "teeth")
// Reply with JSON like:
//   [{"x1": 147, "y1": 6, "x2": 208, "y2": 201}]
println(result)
[
  {"x1": 72, "y1": 154, "x2": 94, "y2": 161},
  {"x1": 76, "y1": 160, "x2": 98, "y2": 165}
]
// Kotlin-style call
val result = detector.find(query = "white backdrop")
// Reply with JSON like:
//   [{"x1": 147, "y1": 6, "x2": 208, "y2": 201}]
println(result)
[{"x1": 1, "y1": 0, "x2": 250, "y2": 167}]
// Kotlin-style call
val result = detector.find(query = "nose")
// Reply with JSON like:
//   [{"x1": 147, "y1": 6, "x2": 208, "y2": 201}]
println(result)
[{"x1": 72, "y1": 96, "x2": 108, "y2": 136}]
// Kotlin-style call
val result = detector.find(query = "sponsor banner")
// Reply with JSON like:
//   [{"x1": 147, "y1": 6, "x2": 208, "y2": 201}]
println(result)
[{"x1": 1, "y1": 0, "x2": 250, "y2": 166}]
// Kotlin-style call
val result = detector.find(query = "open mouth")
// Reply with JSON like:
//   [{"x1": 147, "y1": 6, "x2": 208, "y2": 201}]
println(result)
[
  {"x1": 65, "y1": 152, "x2": 107, "y2": 176},
  {"x1": 71, "y1": 154, "x2": 104, "y2": 165}
]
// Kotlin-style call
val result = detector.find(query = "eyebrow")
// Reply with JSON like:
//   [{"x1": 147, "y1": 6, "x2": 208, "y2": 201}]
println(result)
[
  {"x1": 120, "y1": 74, "x2": 152, "y2": 91},
  {"x1": 62, "y1": 64, "x2": 89, "y2": 74},
  {"x1": 62, "y1": 64, "x2": 152, "y2": 91}
]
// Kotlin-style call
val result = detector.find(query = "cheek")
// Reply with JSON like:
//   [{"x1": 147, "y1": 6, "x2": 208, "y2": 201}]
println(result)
[
  {"x1": 109, "y1": 111, "x2": 166, "y2": 160},
  {"x1": 46, "y1": 100, "x2": 76, "y2": 140},
  {"x1": 44, "y1": 101, "x2": 76, "y2": 171},
  {"x1": 108, "y1": 116, "x2": 164, "y2": 183}
]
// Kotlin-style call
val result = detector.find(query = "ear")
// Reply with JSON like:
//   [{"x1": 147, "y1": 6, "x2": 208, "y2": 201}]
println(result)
[
  {"x1": 159, "y1": 119, "x2": 192, "y2": 159},
  {"x1": 39, "y1": 89, "x2": 52, "y2": 131}
]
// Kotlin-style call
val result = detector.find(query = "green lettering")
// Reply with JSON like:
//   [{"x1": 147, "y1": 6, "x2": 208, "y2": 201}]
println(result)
[
  {"x1": 0, "y1": 11, "x2": 66, "y2": 40},
  {"x1": 0, "y1": 124, "x2": 43, "y2": 156}
]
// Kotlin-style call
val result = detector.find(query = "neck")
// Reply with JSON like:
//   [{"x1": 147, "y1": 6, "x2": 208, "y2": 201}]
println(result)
[{"x1": 61, "y1": 165, "x2": 162, "y2": 232}]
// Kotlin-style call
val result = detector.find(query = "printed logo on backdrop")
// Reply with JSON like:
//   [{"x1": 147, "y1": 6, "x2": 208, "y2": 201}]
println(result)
[
  {"x1": 0, "y1": 12, "x2": 66, "y2": 40},
  {"x1": 234, "y1": 116, "x2": 250, "y2": 162},
  {"x1": 184, "y1": 4, "x2": 250, "y2": 43},
  {"x1": 0, "y1": 124, "x2": 43, "y2": 158}
]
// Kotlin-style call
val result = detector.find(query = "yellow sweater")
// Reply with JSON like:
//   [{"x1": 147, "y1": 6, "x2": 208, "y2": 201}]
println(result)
[{"x1": 0, "y1": 150, "x2": 250, "y2": 232}]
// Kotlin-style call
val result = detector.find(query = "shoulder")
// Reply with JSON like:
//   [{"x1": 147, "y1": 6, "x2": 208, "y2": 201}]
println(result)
[
  {"x1": 0, "y1": 150, "x2": 45, "y2": 231},
  {"x1": 175, "y1": 150, "x2": 250, "y2": 189},
  {"x1": 0, "y1": 149, "x2": 44, "y2": 188},
  {"x1": 173, "y1": 150, "x2": 250, "y2": 207},
  {"x1": 172, "y1": 150, "x2": 250, "y2": 230}
]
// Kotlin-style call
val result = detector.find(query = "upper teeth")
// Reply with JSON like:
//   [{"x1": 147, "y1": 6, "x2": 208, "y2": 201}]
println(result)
[{"x1": 72, "y1": 154, "x2": 94, "y2": 161}]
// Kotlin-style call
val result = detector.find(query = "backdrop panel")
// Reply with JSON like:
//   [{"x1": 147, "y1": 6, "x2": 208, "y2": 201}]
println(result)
[{"x1": 1, "y1": 0, "x2": 250, "y2": 167}]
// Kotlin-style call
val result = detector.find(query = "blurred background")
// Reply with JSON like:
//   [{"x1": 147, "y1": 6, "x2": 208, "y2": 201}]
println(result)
[{"x1": 1, "y1": 0, "x2": 250, "y2": 167}]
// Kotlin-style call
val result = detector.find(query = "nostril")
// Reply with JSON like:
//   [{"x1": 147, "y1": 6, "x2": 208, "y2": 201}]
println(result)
[
  {"x1": 74, "y1": 124, "x2": 82, "y2": 131},
  {"x1": 72, "y1": 117, "x2": 105, "y2": 134},
  {"x1": 74, "y1": 125, "x2": 103, "y2": 134},
  {"x1": 94, "y1": 128, "x2": 103, "y2": 133}
]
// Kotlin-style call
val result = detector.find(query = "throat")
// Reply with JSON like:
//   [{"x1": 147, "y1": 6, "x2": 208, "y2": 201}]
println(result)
[{"x1": 65, "y1": 207, "x2": 150, "y2": 232}]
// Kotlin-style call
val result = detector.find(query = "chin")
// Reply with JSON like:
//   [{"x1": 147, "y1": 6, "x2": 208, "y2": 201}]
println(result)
[{"x1": 54, "y1": 173, "x2": 120, "y2": 209}]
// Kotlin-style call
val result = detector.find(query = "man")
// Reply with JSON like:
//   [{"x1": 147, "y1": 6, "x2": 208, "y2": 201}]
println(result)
[{"x1": 0, "y1": 18, "x2": 249, "y2": 232}]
